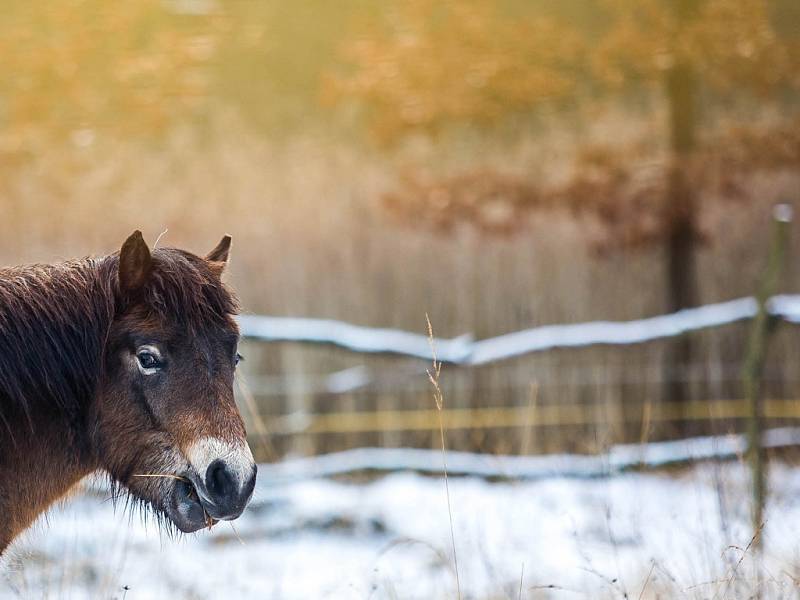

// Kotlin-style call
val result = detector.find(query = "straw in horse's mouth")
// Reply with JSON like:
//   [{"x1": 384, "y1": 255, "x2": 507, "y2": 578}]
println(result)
[
  {"x1": 185, "y1": 480, "x2": 217, "y2": 529},
  {"x1": 132, "y1": 473, "x2": 190, "y2": 483}
]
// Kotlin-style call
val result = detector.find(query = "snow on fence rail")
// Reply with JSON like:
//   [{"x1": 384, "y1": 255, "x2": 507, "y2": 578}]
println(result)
[
  {"x1": 238, "y1": 294, "x2": 800, "y2": 366},
  {"x1": 256, "y1": 426, "x2": 800, "y2": 483}
]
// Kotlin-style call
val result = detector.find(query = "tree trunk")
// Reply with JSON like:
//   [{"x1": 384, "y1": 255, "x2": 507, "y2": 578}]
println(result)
[{"x1": 663, "y1": 0, "x2": 700, "y2": 429}]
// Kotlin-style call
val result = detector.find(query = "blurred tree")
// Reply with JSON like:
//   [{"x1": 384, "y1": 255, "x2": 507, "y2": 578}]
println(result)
[
  {"x1": 330, "y1": 0, "x2": 799, "y2": 412},
  {"x1": 594, "y1": 0, "x2": 798, "y2": 403},
  {"x1": 0, "y1": 0, "x2": 222, "y2": 149}
]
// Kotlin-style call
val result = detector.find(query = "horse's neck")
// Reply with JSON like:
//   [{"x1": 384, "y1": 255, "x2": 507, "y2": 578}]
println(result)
[
  {"x1": 0, "y1": 411, "x2": 92, "y2": 555},
  {"x1": 0, "y1": 258, "x2": 112, "y2": 555}
]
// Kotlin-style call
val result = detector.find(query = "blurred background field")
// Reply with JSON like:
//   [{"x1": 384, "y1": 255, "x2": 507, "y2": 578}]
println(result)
[{"x1": 1, "y1": 0, "x2": 800, "y2": 598}]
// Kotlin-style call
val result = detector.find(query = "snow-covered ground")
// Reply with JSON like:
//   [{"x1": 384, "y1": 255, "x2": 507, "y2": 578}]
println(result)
[{"x1": 4, "y1": 458, "x2": 800, "y2": 599}]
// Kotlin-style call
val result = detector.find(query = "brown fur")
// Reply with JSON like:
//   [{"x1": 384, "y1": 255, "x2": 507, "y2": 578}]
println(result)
[{"x1": 0, "y1": 233, "x2": 246, "y2": 554}]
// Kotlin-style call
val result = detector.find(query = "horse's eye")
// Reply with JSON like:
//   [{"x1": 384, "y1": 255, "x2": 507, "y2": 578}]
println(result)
[
  {"x1": 137, "y1": 351, "x2": 162, "y2": 372},
  {"x1": 235, "y1": 353, "x2": 244, "y2": 367}
]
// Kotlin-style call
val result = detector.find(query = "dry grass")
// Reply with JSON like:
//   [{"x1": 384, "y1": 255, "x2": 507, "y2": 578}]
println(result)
[{"x1": 426, "y1": 314, "x2": 461, "y2": 599}]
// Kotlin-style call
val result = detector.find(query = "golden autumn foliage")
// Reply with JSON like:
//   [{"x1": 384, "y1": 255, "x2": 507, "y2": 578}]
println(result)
[
  {"x1": 326, "y1": 1, "x2": 585, "y2": 141},
  {"x1": 332, "y1": 0, "x2": 799, "y2": 140},
  {"x1": 595, "y1": 0, "x2": 799, "y2": 91},
  {"x1": 0, "y1": 0, "x2": 223, "y2": 148}
]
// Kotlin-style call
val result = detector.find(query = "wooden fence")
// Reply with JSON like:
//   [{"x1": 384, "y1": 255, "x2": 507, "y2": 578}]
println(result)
[
  {"x1": 236, "y1": 206, "x2": 797, "y2": 461},
  {"x1": 235, "y1": 294, "x2": 800, "y2": 458}
]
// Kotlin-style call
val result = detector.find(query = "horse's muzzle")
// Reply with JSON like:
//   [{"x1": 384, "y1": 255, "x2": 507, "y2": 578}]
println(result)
[
  {"x1": 166, "y1": 454, "x2": 257, "y2": 533},
  {"x1": 175, "y1": 437, "x2": 258, "y2": 527}
]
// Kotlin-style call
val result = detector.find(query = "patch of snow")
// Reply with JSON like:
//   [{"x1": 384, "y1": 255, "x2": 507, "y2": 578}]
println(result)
[{"x1": 5, "y1": 459, "x2": 800, "y2": 598}]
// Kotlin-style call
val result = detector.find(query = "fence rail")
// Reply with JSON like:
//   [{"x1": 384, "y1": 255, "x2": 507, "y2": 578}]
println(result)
[
  {"x1": 258, "y1": 398, "x2": 800, "y2": 435},
  {"x1": 254, "y1": 427, "x2": 800, "y2": 483},
  {"x1": 238, "y1": 294, "x2": 800, "y2": 365}
]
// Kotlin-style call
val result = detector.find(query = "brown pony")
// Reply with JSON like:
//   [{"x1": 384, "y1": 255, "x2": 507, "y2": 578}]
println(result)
[{"x1": 0, "y1": 231, "x2": 256, "y2": 554}]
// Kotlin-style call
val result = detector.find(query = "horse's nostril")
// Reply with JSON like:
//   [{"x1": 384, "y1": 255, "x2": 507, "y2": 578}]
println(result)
[{"x1": 205, "y1": 458, "x2": 236, "y2": 502}]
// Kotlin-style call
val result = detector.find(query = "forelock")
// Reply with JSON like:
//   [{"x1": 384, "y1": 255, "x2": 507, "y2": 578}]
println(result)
[{"x1": 136, "y1": 248, "x2": 239, "y2": 332}]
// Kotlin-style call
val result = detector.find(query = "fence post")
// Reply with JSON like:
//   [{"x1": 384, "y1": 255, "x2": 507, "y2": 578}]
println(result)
[{"x1": 744, "y1": 204, "x2": 792, "y2": 553}]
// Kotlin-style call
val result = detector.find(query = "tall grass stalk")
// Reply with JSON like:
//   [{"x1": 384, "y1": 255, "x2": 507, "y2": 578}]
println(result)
[{"x1": 426, "y1": 313, "x2": 461, "y2": 600}]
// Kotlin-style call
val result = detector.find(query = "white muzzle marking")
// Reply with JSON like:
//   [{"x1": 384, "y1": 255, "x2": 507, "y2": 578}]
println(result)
[{"x1": 184, "y1": 436, "x2": 255, "y2": 503}]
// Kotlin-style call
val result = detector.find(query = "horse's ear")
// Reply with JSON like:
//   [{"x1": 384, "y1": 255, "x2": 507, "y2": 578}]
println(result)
[
  {"x1": 206, "y1": 235, "x2": 232, "y2": 273},
  {"x1": 119, "y1": 230, "x2": 152, "y2": 293}
]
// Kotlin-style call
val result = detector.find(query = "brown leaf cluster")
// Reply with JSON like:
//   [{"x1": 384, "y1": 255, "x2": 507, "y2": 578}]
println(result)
[
  {"x1": 384, "y1": 169, "x2": 547, "y2": 235},
  {"x1": 383, "y1": 119, "x2": 800, "y2": 249}
]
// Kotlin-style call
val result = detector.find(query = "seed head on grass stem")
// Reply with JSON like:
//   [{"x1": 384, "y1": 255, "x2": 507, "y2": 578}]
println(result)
[{"x1": 426, "y1": 313, "x2": 461, "y2": 600}]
